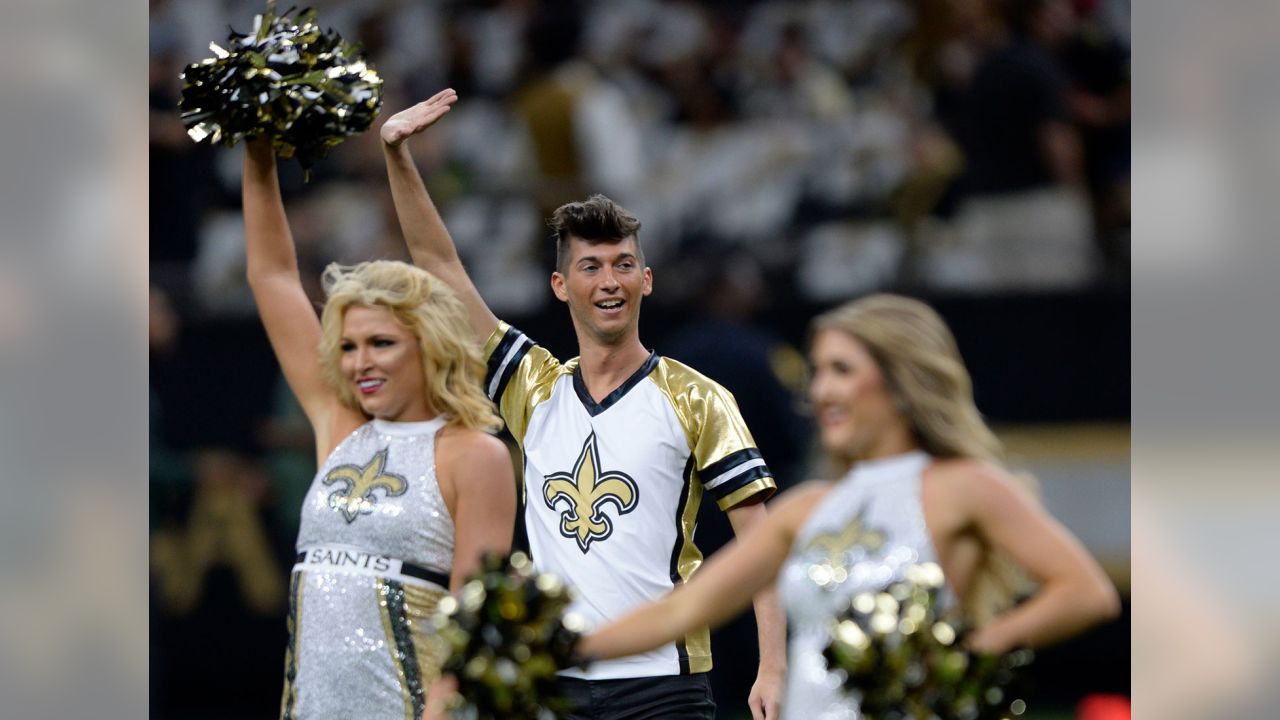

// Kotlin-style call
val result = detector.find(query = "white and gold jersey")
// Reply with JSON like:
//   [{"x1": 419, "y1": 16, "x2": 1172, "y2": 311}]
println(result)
[{"x1": 484, "y1": 322, "x2": 776, "y2": 680}]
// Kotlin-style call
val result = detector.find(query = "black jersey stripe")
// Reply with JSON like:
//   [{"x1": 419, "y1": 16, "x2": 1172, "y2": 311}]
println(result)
[
  {"x1": 484, "y1": 326, "x2": 522, "y2": 388},
  {"x1": 699, "y1": 447, "x2": 763, "y2": 483},
  {"x1": 514, "y1": 452, "x2": 531, "y2": 555},
  {"x1": 708, "y1": 465, "x2": 774, "y2": 502},
  {"x1": 487, "y1": 332, "x2": 534, "y2": 403},
  {"x1": 668, "y1": 455, "x2": 697, "y2": 675}
]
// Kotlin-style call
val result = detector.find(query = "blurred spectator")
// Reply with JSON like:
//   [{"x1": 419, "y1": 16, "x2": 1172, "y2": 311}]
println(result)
[
  {"x1": 962, "y1": 0, "x2": 1086, "y2": 195},
  {"x1": 1061, "y1": 0, "x2": 1131, "y2": 274},
  {"x1": 922, "y1": 0, "x2": 1098, "y2": 290},
  {"x1": 156, "y1": 0, "x2": 1131, "y2": 313},
  {"x1": 149, "y1": 45, "x2": 215, "y2": 305}
]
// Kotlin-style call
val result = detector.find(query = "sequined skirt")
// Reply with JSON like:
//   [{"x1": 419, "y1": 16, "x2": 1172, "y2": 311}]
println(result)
[{"x1": 278, "y1": 568, "x2": 448, "y2": 720}]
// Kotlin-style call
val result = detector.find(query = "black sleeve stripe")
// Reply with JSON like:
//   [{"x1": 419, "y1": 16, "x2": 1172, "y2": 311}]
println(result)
[
  {"x1": 483, "y1": 330, "x2": 535, "y2": 397},
  {"x1": 708, "y1": 465, "x2": 773, "y2": 501},
  {"x1": 484, "y1": 327, "x2": 524, "y2": 391},
  {"x1": 488, "y1": 335, "x2": 529, "y2": 404},
  {"x1": 711, "y1": 461, "x2": 768, "y2": 497},
  {"x1": 699, "y1": 447, "x2": 763, "y2": 482}
]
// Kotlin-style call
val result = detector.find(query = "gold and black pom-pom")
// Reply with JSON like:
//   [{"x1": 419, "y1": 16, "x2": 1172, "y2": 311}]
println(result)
[
  {"x1": 822, "y1": 562, "x2": 1034, "y2": 720},
  {"x1": 178, "y1": 4, "x2": 383, "y2": 178},
  {"x1": 433, "y1": 552, "x2": 585, "y2": 720}
]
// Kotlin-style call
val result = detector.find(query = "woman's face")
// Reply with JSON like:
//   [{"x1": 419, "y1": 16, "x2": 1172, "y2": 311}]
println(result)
[
  {"x1": 808, "y1": 329, "x2": 906, "y2": 461},
  {"x1": 339, "y1": 305, "x2": 432, "y2": 422}
]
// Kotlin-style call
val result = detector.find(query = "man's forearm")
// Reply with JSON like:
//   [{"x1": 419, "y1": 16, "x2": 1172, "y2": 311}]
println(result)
[
  {"x1": 752, "y1": 584, "x2": 787, "y2": 673},
  {"x1": 726, "y1": 502, "x2": 788, "y2": 674},
  {"x1": 382, "y1": 139, "x2": 499, "y2": 339}
]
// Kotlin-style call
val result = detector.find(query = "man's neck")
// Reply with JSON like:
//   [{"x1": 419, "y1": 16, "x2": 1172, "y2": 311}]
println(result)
[{"x1": 575, "y1": 335, "x2": 651, "y2": 403}]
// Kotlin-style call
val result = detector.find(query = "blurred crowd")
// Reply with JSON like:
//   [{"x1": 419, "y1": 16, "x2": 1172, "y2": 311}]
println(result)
[{"x1": 151, "y1": 0, "x2": 1129, "y2": 320}]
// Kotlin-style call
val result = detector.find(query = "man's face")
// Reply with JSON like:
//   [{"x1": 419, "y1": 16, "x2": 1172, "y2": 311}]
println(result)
[{"x1": 551, "y1": 235, "x2": 653, "y2": 346}]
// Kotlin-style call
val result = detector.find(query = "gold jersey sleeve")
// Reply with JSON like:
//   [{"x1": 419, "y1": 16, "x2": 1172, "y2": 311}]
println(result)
[
  {"x1": 481, "y1": 322, "x2": 568, "y2": 445},
  {"x1": 650, "y1": 358, "x2": 777, "y2": 510}
]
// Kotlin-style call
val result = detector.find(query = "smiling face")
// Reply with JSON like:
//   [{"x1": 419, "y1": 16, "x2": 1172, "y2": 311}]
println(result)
[
  {"x1": 808, "y1": 328, "x2": 915, "y2": 463},
  {"x1": 339, "y1": 305, "x2": 432, "y2": 422},
  {"x1": 551, "y1": 235, "x2": 653, "y2": 347}
]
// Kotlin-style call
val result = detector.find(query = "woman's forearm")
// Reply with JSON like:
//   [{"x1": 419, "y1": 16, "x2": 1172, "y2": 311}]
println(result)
[
  {"x1": 242, "y1": 138, "x2": 299, "y2": 280},
  {"x1": 970, "y1": 575, "x2": 1120, "y2": 654},
  {"x1": 578, "y1": 593, "x2": 692, "y2": 662}
]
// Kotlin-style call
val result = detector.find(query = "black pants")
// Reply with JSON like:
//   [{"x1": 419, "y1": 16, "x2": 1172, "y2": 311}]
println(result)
[{"x1": 557, "y1": 673, "x2": 716, "y2": 720}]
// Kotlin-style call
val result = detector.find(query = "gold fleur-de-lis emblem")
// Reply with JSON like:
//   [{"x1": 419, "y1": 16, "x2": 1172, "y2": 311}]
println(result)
[
  {"x1": 543, "y1": 433, "x2": 638, "y2": 553},
  {"x1": 322, "y1": 448, "x2": 408, "y2": 523},
  {"x1": 805, "y1": 508, "x2": 886, "y2": 568}
]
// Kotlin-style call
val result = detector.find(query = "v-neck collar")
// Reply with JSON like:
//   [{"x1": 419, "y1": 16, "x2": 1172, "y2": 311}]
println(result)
[{"x1": 572, "y1": 351, "x2": 660, "y2": 417}]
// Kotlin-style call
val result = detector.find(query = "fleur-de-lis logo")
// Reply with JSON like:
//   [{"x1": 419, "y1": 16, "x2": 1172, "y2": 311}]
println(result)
[
  {"x1": 543, "y1": 433, "x2": 638, "y2": 553},
  {"x1": 322, "y1": 448, "x2": 408, "y2": 523},
  {"x1": 805, "y1": 508, "x2": 886, "y2": 567}
]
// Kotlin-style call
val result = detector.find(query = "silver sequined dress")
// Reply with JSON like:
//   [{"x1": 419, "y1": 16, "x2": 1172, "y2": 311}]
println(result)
[
  {"x1": 280, "y1": 417, "x2": 454, "y2": 720},
  {"x1": 777, "y1": 450, "x2": 948, "y2": 720}
]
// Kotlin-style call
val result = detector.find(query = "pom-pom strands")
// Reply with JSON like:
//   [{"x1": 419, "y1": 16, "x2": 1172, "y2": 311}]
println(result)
[
  {"x1": 822, "y1": 562, "x2": 1034, "y2": 720},
  {"x1": 179, "y1": 5, "x2": 383, "y2": 178},
  {"x1": 433, "y1": 552, "x2": 585, "y2": 720}
]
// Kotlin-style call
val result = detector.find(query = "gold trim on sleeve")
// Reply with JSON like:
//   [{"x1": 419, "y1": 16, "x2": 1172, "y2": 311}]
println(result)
[{"x1": 716, "y1": 477, "x2": 777, "y2": 510}]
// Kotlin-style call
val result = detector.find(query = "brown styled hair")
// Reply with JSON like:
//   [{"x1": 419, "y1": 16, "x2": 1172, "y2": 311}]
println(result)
[{"x1": 548, "y1": 194, "x2": 644, "y2": 274}]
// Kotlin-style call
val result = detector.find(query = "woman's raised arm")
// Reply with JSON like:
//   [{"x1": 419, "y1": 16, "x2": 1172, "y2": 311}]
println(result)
[{"x1": 242, "y1": 137, "x2": 349, "y2": 456}]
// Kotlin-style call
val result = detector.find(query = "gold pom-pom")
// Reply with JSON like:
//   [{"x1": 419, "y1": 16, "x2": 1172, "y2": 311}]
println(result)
[
  {"x1": 822, "y1": 562, "x2": 1034, "y2": 719},
  {"x1": 432, "y1": 552, "x2": 583, "y2": 719},
  {"x1": 178, "y1": 6, "x2": 383, "y2": 178}
]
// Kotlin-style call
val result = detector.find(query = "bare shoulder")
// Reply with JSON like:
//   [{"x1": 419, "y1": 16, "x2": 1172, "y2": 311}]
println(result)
[
  {"x1": 927, "y1": 457, "x2": 1005, "y2": 483},
  {"x1": 926, "y1": 457, "x2": 1034, "y2": 512},
  {"x1": 436, "y1": 425, "x2": 510, "y2": 466}
]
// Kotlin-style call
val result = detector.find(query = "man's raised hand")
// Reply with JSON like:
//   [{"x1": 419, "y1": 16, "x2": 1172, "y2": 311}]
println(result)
[{"x1": 380, "y1": 88, "x2": 458, "y2": 147}]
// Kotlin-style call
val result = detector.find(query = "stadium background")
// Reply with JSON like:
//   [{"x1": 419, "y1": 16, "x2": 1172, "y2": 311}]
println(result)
[{"x1": 149, "y1": 0, "x2": 1130, "y2": 717}]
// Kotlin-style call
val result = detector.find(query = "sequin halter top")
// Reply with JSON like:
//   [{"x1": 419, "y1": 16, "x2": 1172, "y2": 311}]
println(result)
[{"x1": 777, "y1": 450, "x2": 943, "y2": 720}]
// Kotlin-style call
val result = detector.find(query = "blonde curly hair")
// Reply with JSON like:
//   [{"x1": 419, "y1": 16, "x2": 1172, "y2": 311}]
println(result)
[
  {"x1": 813, "y1": 293, "x2": 1037, "y2": 626},
  {"x1": 317, "y1": 260, "x2": 502, "y2": 434}
]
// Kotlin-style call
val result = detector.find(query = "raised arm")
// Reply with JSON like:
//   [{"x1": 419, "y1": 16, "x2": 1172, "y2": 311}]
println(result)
[
  {"x1": 242, "y1": 137, "x2": 351, "y2": 457},
  {"x1": 578, "y1": 483, "x2": 825, "y2": 664},
  {"x1": 381, "y1": 89, "x2": 498, "y2": 342}
]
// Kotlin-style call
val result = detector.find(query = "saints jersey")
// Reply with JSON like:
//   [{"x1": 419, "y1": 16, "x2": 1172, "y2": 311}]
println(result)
[{"x1": 484, "y1": 322, "x2": 776, "y2": 680}]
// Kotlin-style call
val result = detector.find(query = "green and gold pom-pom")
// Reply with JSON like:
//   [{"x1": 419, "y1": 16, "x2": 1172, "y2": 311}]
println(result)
[
  {"x1": 433, "y1": 552, "x2": 585, "y2": 720},
  {"x1": 822, "y1": 562, "x2": 1034, "y2": 720},
  {"x1": 178, "y1": 4, "x2": 383, "y2": 178}
]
